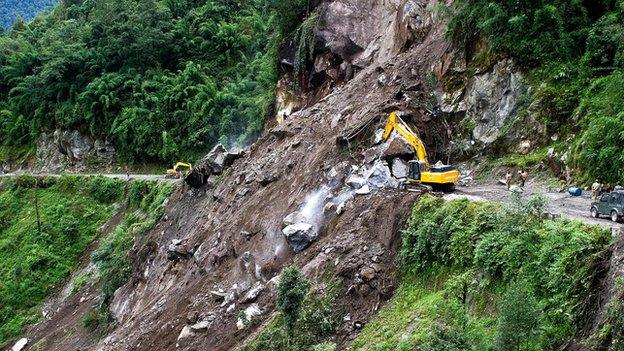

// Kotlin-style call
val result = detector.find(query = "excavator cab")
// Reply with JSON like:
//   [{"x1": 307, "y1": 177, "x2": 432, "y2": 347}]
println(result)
[{"x1": 408, "y1": 160, "x2": 424, "y2": 181}]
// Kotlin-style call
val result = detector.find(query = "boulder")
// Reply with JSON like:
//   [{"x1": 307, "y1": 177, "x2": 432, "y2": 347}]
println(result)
[
  {"x1": 282, "y1": 223, "x2": 316, "y2": 253},
  {"x1": 185, "y1": 144, "x2": 243, "y2": 188},
  {"x1": 177, "y1": 326, "x2": 194, "y2": 341},
  {"x1": 366, "y1": 160, "x2": 399, "y2": 189},
  {"x1": 355, "y1": 185, "x2": 371, "y2": 195},
  {"x1": 283, "y1": 211, "x2": 308, "y2": 227},
  {"x1": 440, "y1": 59, "x2": 535, "y2": 151},
  {"x1": 241, "y1": 282, "x2": 264, "y2": 303},
  {"x1": 54, "y1": 129, "x2": 94, "y2": 162},
  {"x1": 190, "y1": 319, "x2": 211, "y2": 332},
  {"x1": 382, "y1": 136, "x2": 415, "y2": 159},
  {"x1": 205, "y1": 144, "x2": 228, "y2": 174},
  {"x1": 346, "y1": 175, "x2": 367, "y2": 189},
  {"x1": 223, "y1": 149, "x2": 245, "y2": 168},
  {"x1": 360, "y1": 267, "x2": 377, "y2": 282},
  {"x1": 210, "y1": 289, "x2": 227, "y2": 300},
  {"x1": 270, "y1": 124, "x2": 296, "y2": 138},
  {"x1": 12, "y1": 338, "x2": 28, "y2": 351},
  {"x1": 259, "y1": 173, "x2": 278, "y2": 186},
  {"x1": 35, "y1": 129, "x2": 116, "y2": 173},
  {"x1": 236, "y1": 304, "x2": 262, "y2": 330},
  {"x1": 167, "y1": 239, "x2": 192, "y2": 261},
  {"x1": 391, "y1": 158, "x2": 409, "y2": 179}
]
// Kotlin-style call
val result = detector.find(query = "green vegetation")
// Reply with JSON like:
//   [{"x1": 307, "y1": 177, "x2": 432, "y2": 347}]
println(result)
[
  {"x1": 449, "y1": 0, "x2": 624, "y2": 184},
  {"x1": 0, "y1": 0, "x2": 57, "y2": 29},
  {"x1": 93, "y1": 180, "x2": 173, "y2": 304},
  {"x1": 0, "y1": 0, "x2": 311, "y2": 163},
  {"x1": 277, "y1": 266, "x2": 312, "y2": 334},
  {"x1": 0, "y1": 175, "x2": 174, "y2": 346},
  {"x1": 0, "y1": 175, "x2": 121, "y2": 346},
  {"x1": 241, "y1": 267, "x2": 341, "y2": 351},
  {"x1": 350, "y1": 195, "x2": 612, "y2": 350}
]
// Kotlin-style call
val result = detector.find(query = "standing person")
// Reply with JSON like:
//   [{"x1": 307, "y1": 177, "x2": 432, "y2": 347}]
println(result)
[
  {"x1": 518, "y1": 169, "x2": 528, "y2": 188},
  {"x1": 591, "y1": 179, "x2": 602, "y2": 202},
  {"x1": 558, "y1": 175, "x2": 567, "y2": 192},
  {"x1": 505, "y1": 170, "x2": 513, "y2": 190}
]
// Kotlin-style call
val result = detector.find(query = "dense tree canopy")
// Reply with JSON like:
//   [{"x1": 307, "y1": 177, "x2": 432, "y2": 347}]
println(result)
[
  {"x1": 0, "y1": 0, "x2": 307, "y2": 162},
  {"x1": 0, "y1": 0, "x2": 58, "y2": 29}
]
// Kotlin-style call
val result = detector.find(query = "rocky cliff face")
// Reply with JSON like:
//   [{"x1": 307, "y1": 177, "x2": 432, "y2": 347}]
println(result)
[
  {"x1": 19, "y1": 1, "x2": 545, "y2": 350},
  {"x1": 35, "y1": 129, "x2": 116, "y2": 173}
]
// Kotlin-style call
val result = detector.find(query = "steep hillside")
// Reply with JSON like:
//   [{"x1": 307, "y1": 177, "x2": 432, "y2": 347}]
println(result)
[
  {"x1": 0, "y1": 0, "x2": 57, "y2": 29},
  {"x1": 3, "y1": 1, "x2": 624, "y2": 351},
  {"x1": 0, "y1": 176, "x2": 175, "y2": 349}
]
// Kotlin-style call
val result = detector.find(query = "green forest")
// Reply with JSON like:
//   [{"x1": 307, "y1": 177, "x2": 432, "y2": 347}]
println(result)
[
  {"x1": 350, "y1": 195, "x2": 619, "y2": 351},
  {"x1": 0, "y1": 0, "x2": 57, "y2": 29},
  {"x1": 0, "y1": 0, "x2": 308, "y2": 163},
  {"x1": 449, "y1": 0, "x2": 624, "y2": 183}
]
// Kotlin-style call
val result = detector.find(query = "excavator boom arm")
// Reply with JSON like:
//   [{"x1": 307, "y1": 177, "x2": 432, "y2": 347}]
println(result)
[{"x1": 383, "y1": 112, "x2": 429, "y2": 165}]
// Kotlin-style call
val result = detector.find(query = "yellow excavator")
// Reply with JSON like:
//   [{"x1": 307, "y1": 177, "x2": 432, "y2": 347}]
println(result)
[
  {"x1": 166, "y1": 162, "x2": 193, "y2": 179},
  {"x1": 383, "y1": 112, "x2": 460, "y2": 190}
]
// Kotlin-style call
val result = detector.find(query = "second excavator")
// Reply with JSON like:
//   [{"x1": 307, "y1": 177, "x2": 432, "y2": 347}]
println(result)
[
  {"x1": 383, "y1": 112, "x2": 460, "y2": 191},
  {"x1": 166, "y1": 162, "x2": 193, "y2": 179}
]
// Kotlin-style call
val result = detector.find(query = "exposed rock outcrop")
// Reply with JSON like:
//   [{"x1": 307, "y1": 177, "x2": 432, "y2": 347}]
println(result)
[
  {"x1": 35, "y1": 129, "x2": 115, "y2": 173},
  {"x1": 440, "y1": 59, "x2": 545, "y2": 154}
]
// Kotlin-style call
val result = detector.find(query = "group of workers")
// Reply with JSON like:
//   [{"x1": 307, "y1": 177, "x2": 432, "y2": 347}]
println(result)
[
  {"x1": 591, "y1": 179, "x2": 624, "y2": 201},
  {"x1": 505, "y1": 169, "x2": 529, "y2": 190}
]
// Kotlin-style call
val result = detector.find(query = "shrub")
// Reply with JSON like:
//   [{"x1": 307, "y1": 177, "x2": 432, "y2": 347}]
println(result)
[
  {"x1": 81, "y1": 310, "x2": 101, "y2": 332},
  {"x1": 91, "y1": 227, "x2": 133, "y2": 301},
  {"x1": 494, "y1": 280, "x2": 541, "y2": 351},
  {"x1": 448, "y1": 0, "x2": 593, "y2": 66},
  {"x1": 277, "y1": 267, "x2": 311, "y2": 334},
  {"x1": 243, "y1": 271, "x2": 339, "y2": 351},
  {"x1": 312, "y1": 343, "x2": 336, "y2": 351},
  {"x1": 86, "y1": 177, "x2": 124, "y2": 204},
  {"x1": 473, "y1": 230, "x2": 510, "y2": 278}
]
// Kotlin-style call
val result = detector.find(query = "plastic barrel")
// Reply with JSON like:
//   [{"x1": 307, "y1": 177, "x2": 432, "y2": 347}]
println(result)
[{"x1": 568, "y1": 187, "x2": 582, "y2": 197}]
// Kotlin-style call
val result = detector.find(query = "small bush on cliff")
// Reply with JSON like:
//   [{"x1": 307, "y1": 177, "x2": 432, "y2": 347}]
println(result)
[
  {"x1": 495, "y1": 280, "x2": 541, "y2": 351},
  {"x1": 92, "y1": 181, "x2": 173, "y2": 304},
  {"x1": 86, "y1": 177, "x2": 124, "y2": 204},
  {"x1": 278, "y1": 266, "x2": 311, "y2": 334},
  {"x1": 242, "y1": 269, "x2": 340, "y2": 351}
]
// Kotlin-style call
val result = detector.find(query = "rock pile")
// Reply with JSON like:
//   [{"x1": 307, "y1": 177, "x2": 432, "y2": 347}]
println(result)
[{"x1": 185, "y1": 144, "x2": 244, "y2": 188}]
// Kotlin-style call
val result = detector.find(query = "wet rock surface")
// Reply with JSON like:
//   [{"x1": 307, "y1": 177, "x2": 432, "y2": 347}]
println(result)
[{"x1": 283, "y1": 223, "x2": 316, "y2": 253}]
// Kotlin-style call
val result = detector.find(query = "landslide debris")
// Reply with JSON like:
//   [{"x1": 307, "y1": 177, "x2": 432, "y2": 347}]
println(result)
[
  {"x1": 16, "y1": 1, "x2": 538, "y2": 350},
  {"x1": 184, "y1": 144, "x2": 244, "y2": 188}
]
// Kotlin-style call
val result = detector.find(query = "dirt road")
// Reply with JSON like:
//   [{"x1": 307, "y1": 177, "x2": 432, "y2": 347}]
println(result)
[{"x1": 446, "y1": 180, "x2": 623, "y2": 229}]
